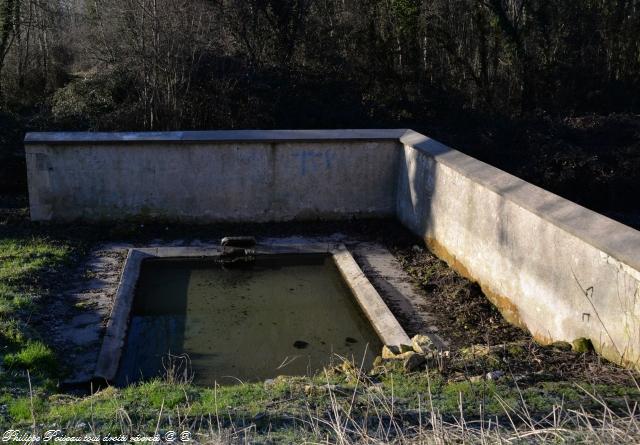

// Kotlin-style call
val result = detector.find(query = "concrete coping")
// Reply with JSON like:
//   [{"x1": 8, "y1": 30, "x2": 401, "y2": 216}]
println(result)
[
  {"x1": 400, "y1": 130, "x2": 640, "y2": 275},
  {"x1": 94, "y1": 243, "x2": 410, "y2": 383},
  {"x1": 24, "y1": 129, "x2": 408, "y2": 144}
]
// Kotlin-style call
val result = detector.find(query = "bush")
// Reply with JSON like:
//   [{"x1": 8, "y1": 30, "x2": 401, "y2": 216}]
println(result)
[{"x1": 50, "y1": 77, "x2": 115, "y2": 130}]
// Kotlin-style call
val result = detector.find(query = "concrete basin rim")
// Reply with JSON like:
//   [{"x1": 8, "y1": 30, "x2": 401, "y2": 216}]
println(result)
[{"x1": 93, "y1": 243, "x2": 410, "y2": 383}]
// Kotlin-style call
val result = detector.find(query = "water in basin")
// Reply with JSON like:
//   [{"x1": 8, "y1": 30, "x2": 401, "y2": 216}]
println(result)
[{"x1": 116, "y1": 254, "x2": 382, "y2": 386}]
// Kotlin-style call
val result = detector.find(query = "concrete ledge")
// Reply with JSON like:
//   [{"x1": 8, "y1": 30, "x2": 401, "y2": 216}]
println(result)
[
  {"x1": 95, "y1": 249, "x2": 149, "y2": 381},
  {"x1": 332, "y1": 245, "x2": 411, "y2": 348},
  {"x1": 25, "y1": 129, "x2": 407, "y2": 144}
]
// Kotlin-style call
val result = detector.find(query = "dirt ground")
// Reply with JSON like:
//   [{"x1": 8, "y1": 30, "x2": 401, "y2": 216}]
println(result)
[{"x1": 383, "y1": 234, "x2": 637, "y2": 387}]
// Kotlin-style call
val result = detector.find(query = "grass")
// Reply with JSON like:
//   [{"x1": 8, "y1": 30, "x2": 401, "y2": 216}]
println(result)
[
  {"x1": 0, "y1": 236, "x2": 72, "y2": 328},
  {"x1": 0, "y1": 237, "x2": 71, "y2": 282},
  {"x1": 0, "y1": 236, "x2": 75, "y2": 410},
  {"x1": 3, "y1": 362, "x2": 637, "y2": 433},
  {"x1": 3, "y1": 341, "x2": 58, "y2": 374},
  {"x1": 2, "y1": 362, "x2": 636, "y2": 443}
]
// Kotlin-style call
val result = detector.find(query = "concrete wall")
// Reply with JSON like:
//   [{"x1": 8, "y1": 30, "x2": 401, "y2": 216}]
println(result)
[
  {"x1": 396, "y1": 130, "x2": 640, "y2": 369},
  {"x1": 25, "y1": 130, "x2": 403, "y2": 222},
  {"x1": 25, "y1": 129, "x2": 640, "y2": 368}
]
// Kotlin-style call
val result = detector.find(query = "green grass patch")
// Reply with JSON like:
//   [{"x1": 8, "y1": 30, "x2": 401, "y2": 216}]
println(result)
[
  {"x1": 0, "y1": 237, "x2": 71, "y2": 283},
  {"x1": 3, "y1": 341, "x2": 58, "y2": 375},
  {"x1": 23, "y1": 371, "x2": 638, "y2": 432},
  {"x1": 192, "y1": 381, "x2": 272, "y2": 415},
  {"x1": 0, "y1": 237, "x2": 72, "y2": 323},
  {"x1": 7, "y1": 396, "x2": 47, "y2": 422},
  {"x1": 0, "y1": 318, "x2": 26, "y2": 346},
  {"x1": 42, "y1": 380, "x2": 277, "y2": 430},
  {"x1": 0, "y1": 237, "x2": 72, "y2": 377}
]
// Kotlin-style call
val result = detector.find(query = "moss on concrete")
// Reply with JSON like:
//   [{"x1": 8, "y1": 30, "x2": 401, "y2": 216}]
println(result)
[{"x1": 573, "y1": 338, "x2": 595, "y2": 353}]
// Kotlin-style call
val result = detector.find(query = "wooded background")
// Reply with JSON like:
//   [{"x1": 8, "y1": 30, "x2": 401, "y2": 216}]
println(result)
[{"x1": 1, "y1": 0, "x2": 639, "y2": 224}]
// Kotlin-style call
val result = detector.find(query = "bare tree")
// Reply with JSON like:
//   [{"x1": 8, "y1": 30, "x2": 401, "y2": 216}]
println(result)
[
  {"x1": 0, "y1": 0, "x2": 19, "y2": 101},
  {"x1": 85, "y1": 0, "x2": 220, "y2": 129}
]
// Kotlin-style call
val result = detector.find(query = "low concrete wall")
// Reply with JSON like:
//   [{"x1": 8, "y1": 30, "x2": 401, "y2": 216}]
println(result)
[
  {"x1": 25, "y1": 130, "x2": 402, "y2": 221},
  {"x1": 396, "y1": 130, "x2": 640, "y2": 369},
  {"x1": 25, "y1": 129, "x2": 640, "y2": 368}
]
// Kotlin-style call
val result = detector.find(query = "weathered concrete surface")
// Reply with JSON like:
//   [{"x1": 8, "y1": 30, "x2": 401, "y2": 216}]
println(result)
[
  {"x1": 94, "y1": 249, "x2": 148, "y2": 382},
  {"x1": 50, "y1": 246, "x2": 126, "y2": 386},
  {"x1": 350, "y1": 242, "x2": 447, "y2": 347},
  {"x1": 25, "y1": 132, "x2": 400, "y2": 222},
  {"x1": 332, "y1": 245, "x2": 411, "y2": 348},
  {"x1": 396, "y1": 130, "x2": 640, "y2": 369}
]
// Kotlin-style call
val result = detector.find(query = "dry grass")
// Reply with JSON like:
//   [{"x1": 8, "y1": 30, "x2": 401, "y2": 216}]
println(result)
[
  {"x1": 149, "y1": 380, "x2": 640, "y2": 443},
  {"x1": 19, "y1": 356, "x2": 638, "y2": 445}
]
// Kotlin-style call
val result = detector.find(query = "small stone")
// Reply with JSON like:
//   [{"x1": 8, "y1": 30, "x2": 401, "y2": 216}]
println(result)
[
  {"x1": 400, "y1": 343, "x2": 414, "y2": 353},
  {"x1": 461, "y1": 344, "x2": 491, "y2": 358},
  {"x1": 70, "y1": 313, "x2": 102, "y2": 327},
  {"x1": 264, "y1": 378, "x2": 276, "y2": 388},
  {"x1": 486, "y1": 370, "x2": 504, "y2": 381},
  {"x1": 305, "y1": 384, "x2": 336, "y2": 396},
  {"x1": 550, "y1": 341, "x2": 572, "y2": 351},
  {"x1": 221, "y1": 236, "x2": 256, "y2": 248},
  {"x1": 382, "y1": 345, "x2": 416, "y2": 361},
  {"x1": 469, "y1": 375, "x2": 483, "y2": 382},
  {"x1": 412, "y1": 245, "x2": 424, "y2": 253},
  {"x1": 411, "y1": 334, "x2": 436, "y2": 355},
  {"x1": 572, "y1": 338, "x2": 594, "y2": 353},
  {"x1": 324, "y1": 384, "x2": 338, "y2": 392},
  {"x1": 397, "y1": 351, "x2": 417, "y2": 360},
  {"x1": 66, "y1": 326, "x2": 100, "y2": 345},
  {"x1": 382, "y1": 345, "x2": 398, "y2": 359},
  {"x1": 382, "y1": 344, "x2": 412, "y2": 358},
  {"x1": 403, "y1": 352, "x2": 426, "y2": 372}
]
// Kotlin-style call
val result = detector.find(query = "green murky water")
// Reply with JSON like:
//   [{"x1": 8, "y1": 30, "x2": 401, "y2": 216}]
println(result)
[{"x1": 116, "y1": 254, "x2": 382, "y2": 386}]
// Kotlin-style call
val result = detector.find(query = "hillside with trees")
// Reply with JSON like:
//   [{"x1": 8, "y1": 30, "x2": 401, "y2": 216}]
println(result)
[{"x1": 1, "y1": 0, "x2": 639, "y2": 225}]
